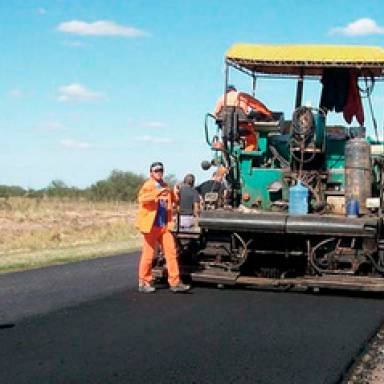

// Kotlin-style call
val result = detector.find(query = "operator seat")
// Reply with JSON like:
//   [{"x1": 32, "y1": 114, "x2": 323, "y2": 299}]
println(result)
[{"x1": 215, "y1": 106, "x2": 250, "y2": 140}]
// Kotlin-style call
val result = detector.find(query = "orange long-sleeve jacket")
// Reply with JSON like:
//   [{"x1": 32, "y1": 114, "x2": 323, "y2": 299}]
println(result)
[
  {"x1": 214, "y1": 90, "x2": 272, "y2": 117},
  {"x1": 135, "y1": 178, "x2": 177, "y2": 234}
]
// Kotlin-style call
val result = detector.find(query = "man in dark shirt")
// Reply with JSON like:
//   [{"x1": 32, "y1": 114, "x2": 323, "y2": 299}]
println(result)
[
  {"x1": 178, "y1": 174, "x2": 200, "y2": 228},
  {"x1": 196, "y1": 170, "x2": 226, "y2": 197}
]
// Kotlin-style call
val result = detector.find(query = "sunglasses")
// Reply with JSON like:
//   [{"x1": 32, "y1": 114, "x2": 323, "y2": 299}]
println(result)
[{"x1": 151, "y1": 168, "x2": 164, "y2": 173}]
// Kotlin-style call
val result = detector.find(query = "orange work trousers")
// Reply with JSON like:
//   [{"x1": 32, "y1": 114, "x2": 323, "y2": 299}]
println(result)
[
  {"x1": 139, "y1": 226, "x2": 180, "y2": 287},
  {"x1": 241, "y1": 123, "x2": 258, "y2": 152}
]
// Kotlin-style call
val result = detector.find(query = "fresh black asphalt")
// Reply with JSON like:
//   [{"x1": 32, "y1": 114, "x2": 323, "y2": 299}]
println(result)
[{"x1": 1, "y1": 252, "x2": 384, "y2": 384}]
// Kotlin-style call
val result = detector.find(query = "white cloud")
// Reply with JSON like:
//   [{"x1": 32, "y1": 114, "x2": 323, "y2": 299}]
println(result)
[
  {"x1": 58, "y1": 83, "x2": 104, "y2": 102},
  {"x1": 60, "y1": 139, "x2": 92, "y2": 150},
  {"x1": 8, "y1": 89, "x2": 24, "y2": 98},
  {"x1": 136, "y1": 135, "x2": 174, "y2": 144},
  {"x1": 141, "y1": 121, "x2": 167, "y2": 129},
  {"x1": 330, "y1": 18, "x2": 384, "y2": 36},
  {"x1": 41, "y1": 121, "x2": 67, "y2": 132},
  {"x1": 57, "y1": 20, "x2": 148, "y2": 37}
]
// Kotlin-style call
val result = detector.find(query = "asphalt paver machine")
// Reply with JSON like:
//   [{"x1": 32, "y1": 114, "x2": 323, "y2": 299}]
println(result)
[{"x1": 159, "y1": 44, "x2": 384, "y2": 292}]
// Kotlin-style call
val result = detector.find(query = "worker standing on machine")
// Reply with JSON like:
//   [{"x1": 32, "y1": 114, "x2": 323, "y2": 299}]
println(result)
[
  {"x1": 214, "y1": 85, "x2": 273, "y2": 151},
  {"x1": 135, "y1": 162, "x2": 191, "y2": 293}
]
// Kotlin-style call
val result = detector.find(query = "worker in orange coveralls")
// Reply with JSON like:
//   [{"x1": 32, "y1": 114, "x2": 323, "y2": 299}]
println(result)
[
  {"x1": 214, "y1": 85, "x2": 273, "y2": 151},
  {"x1": 135, "y1": 161, "x2": 191, "y2": 293}
]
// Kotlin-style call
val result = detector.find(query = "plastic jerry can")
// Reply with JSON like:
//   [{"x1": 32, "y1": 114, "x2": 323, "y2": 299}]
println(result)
[{"x1": 288, "y1": 181, "x2": 308, "y2": 215}]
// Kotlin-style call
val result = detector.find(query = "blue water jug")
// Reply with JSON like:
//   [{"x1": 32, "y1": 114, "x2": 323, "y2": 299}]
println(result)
[{"x1": 288, "y1": 181, "x2": 308, "y2": 215}]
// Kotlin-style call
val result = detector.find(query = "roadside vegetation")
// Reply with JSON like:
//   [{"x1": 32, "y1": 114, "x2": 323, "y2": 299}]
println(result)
[
  {"x1": 0, "y1": 170, "x2": 178, "y2": 273},
  {"x1": 1, "y1": 169, "x2": 146, "y2": 201}
]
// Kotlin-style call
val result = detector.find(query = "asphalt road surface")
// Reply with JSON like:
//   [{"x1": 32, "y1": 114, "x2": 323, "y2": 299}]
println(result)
[{"x1": 1, "y1": 252, "x2": 384, "y2": 384}]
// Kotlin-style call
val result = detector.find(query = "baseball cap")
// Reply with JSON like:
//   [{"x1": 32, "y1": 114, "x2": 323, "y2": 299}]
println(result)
[{"x1": 150, "y1": 161, "x2": 164, "y2": 171}]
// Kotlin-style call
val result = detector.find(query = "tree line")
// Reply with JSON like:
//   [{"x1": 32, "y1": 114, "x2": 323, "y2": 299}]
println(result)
[{"x1": 0, "y1": 170, "x2": 177, "y2": 202}]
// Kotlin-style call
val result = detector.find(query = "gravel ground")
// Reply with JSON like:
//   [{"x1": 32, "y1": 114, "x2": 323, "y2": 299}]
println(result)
[{"x1": 345, "y1": 324, "x2": 384, "y2": 383}]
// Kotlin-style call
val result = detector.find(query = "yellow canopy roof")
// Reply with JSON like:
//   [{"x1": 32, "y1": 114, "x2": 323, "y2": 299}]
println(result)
[{"x1": 226, "y1": 44, "x2": 384, "y2": 76}]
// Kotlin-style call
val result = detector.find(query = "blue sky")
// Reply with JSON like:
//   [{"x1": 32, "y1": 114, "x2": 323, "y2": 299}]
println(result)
[{"x1": 2, "y1": 0, "x2": 384, "y2": 188}]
